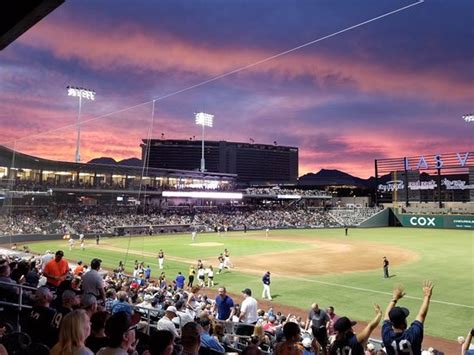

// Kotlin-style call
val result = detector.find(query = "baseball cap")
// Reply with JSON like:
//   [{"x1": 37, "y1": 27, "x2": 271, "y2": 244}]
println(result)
[
  {"x1": 334, "y1": 316, "x2": 357, "y2": 332},
  {"x1": 55, "y1": 250, "x2": 64, "y2": 257},
  {"x1": 62, "y1": 290, "x2": 77, "y2": 301},
  {"x1": 242, "y1": 288, "x2": 252, "y2": 296},
  {"x1": 389, "y1": 307, "x2": 410, "y2": 324},
  {"x1": 166, "y1": 306, "x2": 178, "y2": 315},
  {"x1": 302, "y1": 338, "x2": 312, "y2": 348},
  {"x1": 82, "y1": 294, "x2": 98, "y2": 309}
]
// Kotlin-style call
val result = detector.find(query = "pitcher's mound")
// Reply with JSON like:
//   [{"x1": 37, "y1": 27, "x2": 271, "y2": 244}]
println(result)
[{"x1": 190, "y1": 242, "x2": 224, "y2": 247}]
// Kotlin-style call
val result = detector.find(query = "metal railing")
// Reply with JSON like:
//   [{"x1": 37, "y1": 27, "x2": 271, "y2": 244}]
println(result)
[{"x1": 0, "y1": 280, "x2": 37, "y2": 331}]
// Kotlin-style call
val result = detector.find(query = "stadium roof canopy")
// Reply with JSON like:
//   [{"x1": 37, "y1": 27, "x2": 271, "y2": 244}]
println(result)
[{"x1": 0, "y1": 0, "x2": 64, "y2": 50}]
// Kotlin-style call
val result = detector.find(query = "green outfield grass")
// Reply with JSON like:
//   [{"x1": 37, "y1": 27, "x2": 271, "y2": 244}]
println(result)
[{"x1": 25, "y1": 227, "x2": 473, "y2": 341}]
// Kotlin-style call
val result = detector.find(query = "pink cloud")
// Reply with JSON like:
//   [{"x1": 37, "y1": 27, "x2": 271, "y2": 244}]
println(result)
[{"x1": 18, "y1": 21, "x2": 472, "y2": 102}]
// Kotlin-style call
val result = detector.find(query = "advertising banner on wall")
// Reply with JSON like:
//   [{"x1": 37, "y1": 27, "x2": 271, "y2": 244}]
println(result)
[{"x1": 397, "y1": 214, "x2": 474, "y2": 229}]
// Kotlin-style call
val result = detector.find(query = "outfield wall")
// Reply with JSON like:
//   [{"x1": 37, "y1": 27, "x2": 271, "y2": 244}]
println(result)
[{"x1": 394, "y1": 213, "x2": 474, "y2": 229}]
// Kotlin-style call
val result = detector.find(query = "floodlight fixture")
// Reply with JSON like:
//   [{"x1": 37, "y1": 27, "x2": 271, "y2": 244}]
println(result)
[
  {"x1": 194, "y1": 112, "x2": 214, "y2": 172},
  {"x1": 67, "y1": 86, "x2": 96, "y2": 163},
  {"x1": 195, "y1": 112, "x2": 214, "y2": 127},
  {"x1": 462, "y1": 114, "x2": 474, "y2": 123}
]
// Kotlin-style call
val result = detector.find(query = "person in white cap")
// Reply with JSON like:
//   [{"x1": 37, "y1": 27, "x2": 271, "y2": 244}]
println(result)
[{"x1": 157, "y1": 305, "x2": 180, "y2": 338}]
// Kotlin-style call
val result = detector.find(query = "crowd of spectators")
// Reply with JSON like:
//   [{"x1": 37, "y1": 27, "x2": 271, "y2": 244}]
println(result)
[
  {"x1": 328, "y1": 207, "x2": 382, "y2": 226},
  {"x1": 0, "y1": 250, "x2": 461, "y2": 355},
  {"x1": 0, "y1": 205, "x2": 344, "y2": 237}
]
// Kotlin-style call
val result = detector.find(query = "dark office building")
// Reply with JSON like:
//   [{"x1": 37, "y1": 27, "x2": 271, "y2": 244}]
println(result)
[{"x1": 142, "y1": 139, "x2": 299, "y2": 184}]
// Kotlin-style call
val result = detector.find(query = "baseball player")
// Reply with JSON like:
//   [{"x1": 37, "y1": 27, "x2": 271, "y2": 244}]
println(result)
[
  {"x1": 262, "y1": 271, "x2": 272, "y2": 300},
  {"x1": 68, "y1": 236, "x2": 75, "y2": 251},
  {"x1": 217, "y1": 253, "x2": 225, "y2": 274},
  {"x1": 224, "y1": 248, "x2": 233, "y2": 268},
  {"x1": 158, "y1": 249, "x2": 165, "y2": 269},
  {"x1": 383, "y1": 257, "x2": 390, "y2": 278},
  {"x1": 192, "y1": 230, "x2": 197, "y2": 242}
]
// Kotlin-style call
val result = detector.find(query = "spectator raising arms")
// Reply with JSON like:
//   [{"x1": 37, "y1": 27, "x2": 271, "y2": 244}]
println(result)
[
  {"x1": 382, "y1": 281, "x2": 434, "y2": 355},
  {"x1": 329, "y1": 304, "x2": 382, "y2": 355}
]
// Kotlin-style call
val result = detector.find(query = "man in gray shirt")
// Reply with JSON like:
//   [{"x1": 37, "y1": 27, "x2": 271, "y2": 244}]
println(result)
[
  {"x1": 305, "y1": 303, "x2": 329, "y2": 355},
  {"x1": 81, "y1": 258, "x2": 105, "y2": 303}
]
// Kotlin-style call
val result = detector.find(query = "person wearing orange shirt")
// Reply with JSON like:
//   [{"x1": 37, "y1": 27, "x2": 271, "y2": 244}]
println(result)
[
  {"x1": 43, "y1": 250, "x2": 69, "y2": 289},
  {"x1": 74, "y1": 261, "x2": 85, "y2": 276}
]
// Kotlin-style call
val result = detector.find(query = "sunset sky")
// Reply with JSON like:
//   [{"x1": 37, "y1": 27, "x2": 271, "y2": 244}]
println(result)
[{"x1": 0, "y1": 0, "x2": 472, "y2": 178}]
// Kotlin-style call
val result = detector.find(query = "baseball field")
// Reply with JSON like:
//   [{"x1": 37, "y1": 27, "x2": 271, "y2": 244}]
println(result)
[{"x1": 24, "y1": 227, "x2": 473, "y2": 342}]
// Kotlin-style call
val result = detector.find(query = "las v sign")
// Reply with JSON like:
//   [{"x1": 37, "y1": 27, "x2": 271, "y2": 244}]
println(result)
[{"x1": 404, "y1": 152, "x2": 470, "y2": 170}]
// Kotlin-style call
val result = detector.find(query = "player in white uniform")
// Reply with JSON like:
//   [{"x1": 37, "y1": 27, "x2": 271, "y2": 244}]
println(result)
[
  {"x1": 192, "y1": 230, "x2": 197, "y2": 242},
  {"x1": 68, "y1": 237, "x2": 75, "y2": 251},
  {"x1": 223, "y1": 248, "x2": 233, "y2": 268},
  {"x1": 158, "y1": 249, "x2": 164, "y2": 269},
  {"x1": 206, "y1": 266, "x2": 214, "y2": 287}
]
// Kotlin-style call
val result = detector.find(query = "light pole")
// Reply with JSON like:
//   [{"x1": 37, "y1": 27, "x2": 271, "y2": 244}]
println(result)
[
  {"x1": 194, "y1": 112, "x2": 214, "y2": 172},
  {"x1": 67, "y1": 86, "x2": 96, "y2": 163}
]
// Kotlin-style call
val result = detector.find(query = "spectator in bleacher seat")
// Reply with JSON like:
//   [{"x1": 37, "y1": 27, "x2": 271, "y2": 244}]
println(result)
[
  {"x1": 112, "y1": 291, "x2": 133, "y2": 315},
  {"x1": 382, "y1": 281, "x2": 434, "y2": 355},
  {"x1": 25, "y1": 260, "x2": 40, "y2": 287},
  {"x1": 157, "y1": 305, "x2": 180, "y2": 338},
  {"x1": 146, "y1": 330, "x2": 175, "y2": 355},
  {"x1": 50, "y1": 309, "x2": 93, "y2": 355},
  {"x1": 181, "y1": 321, "x2": 203, "y2": 355},
  {"x1": 86, "y1": 311, "x2": 110, "y2": 354},
  {"x1": 0, "y1": 263, "x2": 19, "y2": 301},
  {"x1": 329, "y1": 304, "x2": 382, "y2": 355},
  {"x1": 213, "y1": 287, "x2": 235, "y2": 321},
  {"x1": 43, "y1": 250, "x2": 69, "y2": 289},
  {"x1": 305, "y1": 303, "x2": 329, "y2": 355},
  {"x1": 81, "y1": 258, "x2": 106, "y2": 303},
  {"x1": 174, "y1": 299, "x2": 194, "y2": 329},
  {"x1": 240, "y1": 288, "x2": 259, "y2": 324},
  {"x1": 98, "y1": 311, "x2": 139, "y2": 355},
  {"x1": 55, "y1": 289, "x2": 79, "y2": 318},
  {"x1": 22, "y1": 286, "x2": 59, "y2": 349},
  {"x1": 74, "y1": 260, "x2": 85, "y2": 276},
  {"x1": 199, "y1": 318, "x2": 225, "y2": 353},
  {"x1": 326, "y1": 306, "x2": 340, "y2": 337},
  {"x1": 274, "y1": 321, "x2": 304, "y2": 355},
  {"x1": 40, "y1": 250, "x2": 54, "y2": 271},
  {"x1": 82, "y1": 294, "x2": 98, "y2": 319},
  {"x1": 105, "y1": 288, "x2": 117, "y2": 313}
]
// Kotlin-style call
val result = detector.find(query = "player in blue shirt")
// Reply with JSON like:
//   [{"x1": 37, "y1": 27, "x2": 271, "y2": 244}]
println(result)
[{"x1": 382, "y1": 281, "x2": 434, "y2": 355}]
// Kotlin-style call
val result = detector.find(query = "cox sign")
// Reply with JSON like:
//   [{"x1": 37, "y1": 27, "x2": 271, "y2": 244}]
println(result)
[
  {"x1": 400, "y1": 215, "x2": 444, "y2": 228},
  {"x1": 409, "y1": 216, "x2": 436, "y2": 227}
]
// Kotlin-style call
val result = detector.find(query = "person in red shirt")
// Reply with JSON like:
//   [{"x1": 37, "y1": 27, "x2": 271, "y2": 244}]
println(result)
[{"x1": 43, "y1": 250, "x2": 69, "y2": 289}]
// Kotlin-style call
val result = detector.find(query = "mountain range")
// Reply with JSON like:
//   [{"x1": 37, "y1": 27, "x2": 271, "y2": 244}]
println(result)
[{"x1": 87, "y1": 157, "x2": 389, "y2": 188}]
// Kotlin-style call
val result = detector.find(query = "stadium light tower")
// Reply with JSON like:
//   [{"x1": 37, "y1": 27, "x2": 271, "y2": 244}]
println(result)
[
  {"x1": 195, "y1": 112, "x2": 214, "y2": 172},
  {"x1": 67, "y1": 86, "x2": 96, "y2": 163}
]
